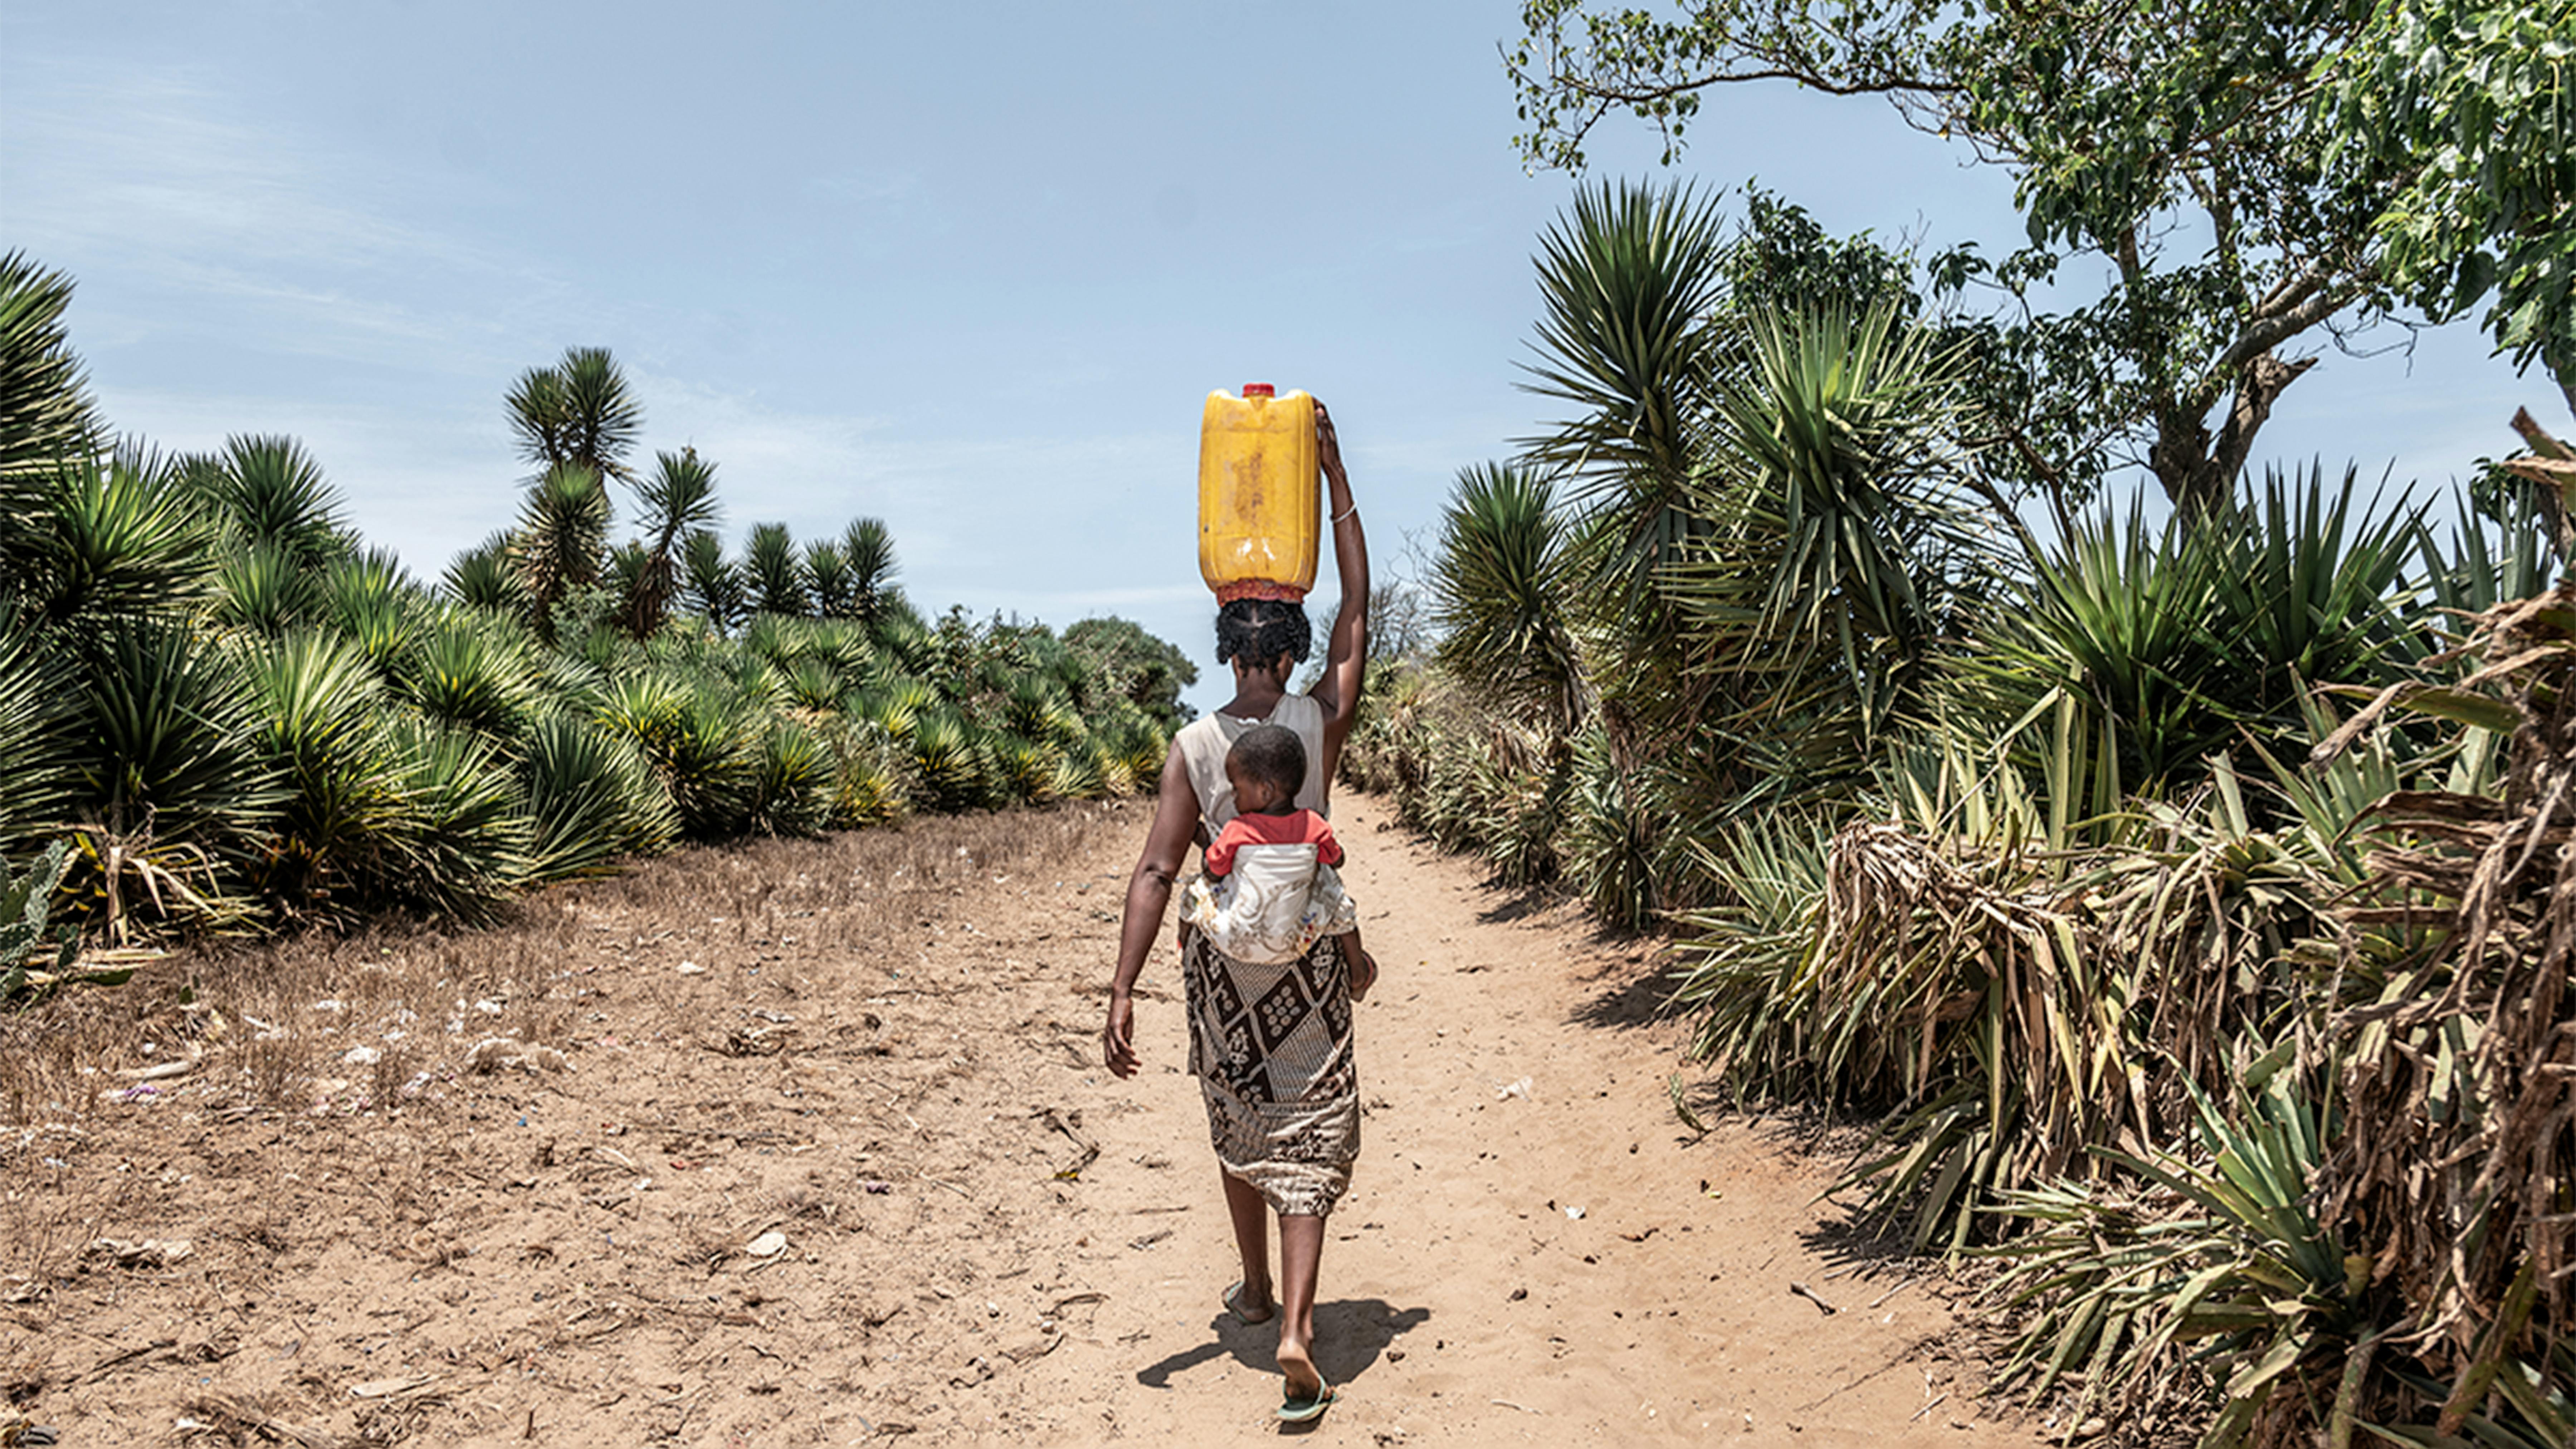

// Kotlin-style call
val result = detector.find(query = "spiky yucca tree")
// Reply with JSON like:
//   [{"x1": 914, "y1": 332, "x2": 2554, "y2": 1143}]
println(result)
[
  {"x1": 1430, "y1": 462, "x2": 1583, "y2": 730},
  {"x1": 197, "y1": 435, "x2": 352, "y2": 569},
  {"x1": 842, "y1": 517, "x2": 898, "y2": 621},
  {"x1": 0, "y1": 251, "x2": 103, "y2": 516},
  {"x1": 681, "y1": 528, "x2": 746, "y2": 631},
  {"x1": 510, "y1": 463, "x2": 611, "y2": 641},
  {"x1": 1524, "y1": 178, "x2": 1729, "y2": 622},
  {"x1": 620, "y1": 447, "x2": 719, "y2": 638},
  {"x1": 744, "y1": 523, "x2": 810, "y2": 618},
  {"x1": 1663, "y1": 304, "x2": 1999, "y2": 772},
  {"x1": 507, "y1": 346, "x2": 641, "y2": 485},
  {"x1": 806, "y1": 540, "x2": 854, "y2": 618}
]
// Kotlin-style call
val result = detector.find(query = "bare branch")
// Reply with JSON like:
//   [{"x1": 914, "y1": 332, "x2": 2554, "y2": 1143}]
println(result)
[
  {"x1": 2212, "y1": 275, "x2": 2371, "y2": 377},
  {"x1": 1556, "y1": 65, "x2": 1960, "y2": 103}
]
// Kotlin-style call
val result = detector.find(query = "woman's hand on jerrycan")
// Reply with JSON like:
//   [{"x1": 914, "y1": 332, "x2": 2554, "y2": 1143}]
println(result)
[{"x1": 1315, "y1": 399, "x2": 1347, "y2": 490}]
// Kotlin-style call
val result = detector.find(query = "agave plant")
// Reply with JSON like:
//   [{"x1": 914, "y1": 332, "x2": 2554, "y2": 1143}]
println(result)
[
  {"x1": 990, "y1": 733, "x2": 1063, "y2": 804},
  {"x1": 747, "y1": 721, "x2": 833, "y2": 835},
  {"x1": 399, "y1": 607, "x2": 539, "y2": 738},
  {"x1": 850, "y1": 675, "x2": 936, "y2": 743},
  {"x1": 776, "y1": 655, "x2": 843, "y2": 712},
  {"x1": 67, "y1": 616, "x2": 279, "y2": 855},
  {"x1": 910, "y1": 709, "x2": 991, "y2": 812},
  {"x1": 1948, "y1": 470, "x2": 2420, "y2": 802},
  {"x1": 596, "y1": 670, "x2": 757, "y2": 838},
  {"x1": 1048, "y1": 746, "x2": 1107, "y2": 802},
  {"x1": 201, "y1": 434, "x2": 351, "y2": 568},
  {"x1": 1002, "y1": 677, "x2": 1083, "y2": 748},
  {"x1": 380, "y1": 717, "x2": 530, "y2": 921},
  {"x1": 517, "y1": 712, "x2": 677, "y2": 883},
  {"x1": 444, "y1": 531, "x2": 528, "y2": 615},
  {"x1": 6, "y1": 452, "x2": 210, "y2": 627},
  {"x1": 243, "y1": 629, "x2": 412, "y2": 914}
]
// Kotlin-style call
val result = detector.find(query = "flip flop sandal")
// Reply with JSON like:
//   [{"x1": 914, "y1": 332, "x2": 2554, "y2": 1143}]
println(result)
[
  {"x1": 1222, "y1": 1280, "x2": 1274, "y2": 1326},
  {"x1": 1277, "y1": 1382, "x2": 1336, "y2": 1423}
]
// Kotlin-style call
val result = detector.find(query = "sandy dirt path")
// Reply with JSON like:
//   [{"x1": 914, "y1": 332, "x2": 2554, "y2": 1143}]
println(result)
[{"x1": 1, "y1": 793, "x2": 2022, "y2": 1446}]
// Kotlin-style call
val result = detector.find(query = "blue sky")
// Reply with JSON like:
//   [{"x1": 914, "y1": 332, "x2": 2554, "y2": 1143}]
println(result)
[{"x1": 2, "y1": 1, "x2": 2549, "y2": 713}]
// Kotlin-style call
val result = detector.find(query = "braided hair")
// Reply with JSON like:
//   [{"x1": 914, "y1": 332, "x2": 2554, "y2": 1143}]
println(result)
[{"x1": 1214, "y1": 597, "x2": 1312, "y2": 670}]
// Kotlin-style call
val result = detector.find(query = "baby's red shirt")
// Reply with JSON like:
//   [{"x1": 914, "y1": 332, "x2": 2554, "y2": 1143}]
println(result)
[{"x1": 1202, "y1": 809, "x2": 1343, "y2": 877}]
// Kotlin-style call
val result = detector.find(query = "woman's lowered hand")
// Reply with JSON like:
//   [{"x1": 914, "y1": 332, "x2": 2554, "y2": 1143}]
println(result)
[{"x1": 1103, "y1": 991, "x2": 1140, "y2": 1078}]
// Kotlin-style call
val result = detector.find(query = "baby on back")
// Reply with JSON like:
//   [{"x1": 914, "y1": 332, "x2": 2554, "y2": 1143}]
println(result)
[{"x1": 1181, "y1": 724, "x2": 1358, "y2": 964}]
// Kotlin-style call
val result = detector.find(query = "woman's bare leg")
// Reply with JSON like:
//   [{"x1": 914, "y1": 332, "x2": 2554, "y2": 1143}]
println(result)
[
  {"x1": 1220, "y1": 1173, "x2": 1275, "y2": 1322},
  {"x1": 1274, "y1": 1213, "x2": 1324, "y2": 1397}
]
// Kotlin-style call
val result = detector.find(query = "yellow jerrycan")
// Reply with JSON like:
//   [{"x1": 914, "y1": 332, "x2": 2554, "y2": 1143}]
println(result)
[{"x1": 1198, "y1": 384, "x2": 1319, "y2": 604}]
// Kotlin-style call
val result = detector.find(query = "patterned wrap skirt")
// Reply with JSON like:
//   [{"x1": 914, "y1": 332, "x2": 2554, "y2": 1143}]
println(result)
[{"x1": 1182, "y1": 924, "x2": 1360, "y2": 1217}]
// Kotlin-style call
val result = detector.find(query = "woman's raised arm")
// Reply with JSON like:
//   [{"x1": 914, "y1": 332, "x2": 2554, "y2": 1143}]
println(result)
[{"x1": 1307, "y1": 400, "x2": 1368, "y2": 775}]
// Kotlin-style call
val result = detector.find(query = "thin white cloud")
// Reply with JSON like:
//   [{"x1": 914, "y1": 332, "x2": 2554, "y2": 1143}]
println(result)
[{"x1": 12, "y1": 72, "x2": 487, "y2": 274}]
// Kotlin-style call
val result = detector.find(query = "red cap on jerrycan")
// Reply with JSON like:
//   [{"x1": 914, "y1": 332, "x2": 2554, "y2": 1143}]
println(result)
[{"x1": 1198, "y1": 384, "x2": 1319, "y2": 604}]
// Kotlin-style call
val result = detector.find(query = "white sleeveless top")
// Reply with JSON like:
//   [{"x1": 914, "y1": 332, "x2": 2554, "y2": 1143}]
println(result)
[{"x1": 1173, "y1": 692, "x2": 1330, "y2": 843}]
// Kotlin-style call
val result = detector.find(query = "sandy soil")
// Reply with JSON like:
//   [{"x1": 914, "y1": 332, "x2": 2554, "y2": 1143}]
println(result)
[{"x1": 0, "y1": 791, "x2": 2027, "y2": 1446}]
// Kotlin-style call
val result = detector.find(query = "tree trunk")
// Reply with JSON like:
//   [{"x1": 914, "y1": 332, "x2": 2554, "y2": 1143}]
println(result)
[{"x1": 2150, "y1": 353, "x2": 2317, "y2": 521}]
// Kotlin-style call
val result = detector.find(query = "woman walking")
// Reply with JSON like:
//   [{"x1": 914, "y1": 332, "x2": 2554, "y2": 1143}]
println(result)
[{"x1": 1102, "y1": 399, "x2": 1372, "y2": 1423}]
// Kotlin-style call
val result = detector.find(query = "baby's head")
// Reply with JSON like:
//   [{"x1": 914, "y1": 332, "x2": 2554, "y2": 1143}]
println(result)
[{"x1": 1224, "y1": 724, "x2": 1306, "y2": 816}]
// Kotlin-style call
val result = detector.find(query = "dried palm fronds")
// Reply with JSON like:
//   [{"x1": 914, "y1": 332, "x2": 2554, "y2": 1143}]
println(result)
[{"x1": 2330, "y1": 581, "x2": 2576, "y2": 1393}]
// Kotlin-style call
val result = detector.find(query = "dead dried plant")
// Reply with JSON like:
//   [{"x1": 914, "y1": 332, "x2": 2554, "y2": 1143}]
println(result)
[{"x1": 2327, "y1": 579, "x2": 2576, "y2": 1419}]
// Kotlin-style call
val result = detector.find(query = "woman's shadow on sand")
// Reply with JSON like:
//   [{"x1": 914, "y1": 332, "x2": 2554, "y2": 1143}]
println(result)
[{"x1": 1134, "y1": 1295, "x2": 1430, "y2": 1419}]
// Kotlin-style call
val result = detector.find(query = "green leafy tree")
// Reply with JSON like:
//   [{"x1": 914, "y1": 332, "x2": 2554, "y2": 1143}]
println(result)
[
  {"x1": 1063, "y1": 616, "x2": 1198, "y2": 727},
  {"x1": 1507, "y1": 0, "x2": 2402, "y2": 517},
  {"x1": 2323, "y1": 0, "x2": 2576, "y2": 418}
]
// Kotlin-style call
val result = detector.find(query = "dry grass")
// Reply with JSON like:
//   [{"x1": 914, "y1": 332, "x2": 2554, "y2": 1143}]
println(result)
[
  {"x1": 0, "y1": 799, "x2": 1123, "y2": 1141},
  {"x1": 0, "y1": 795, "x2": 1144, "y2": 1443}
]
